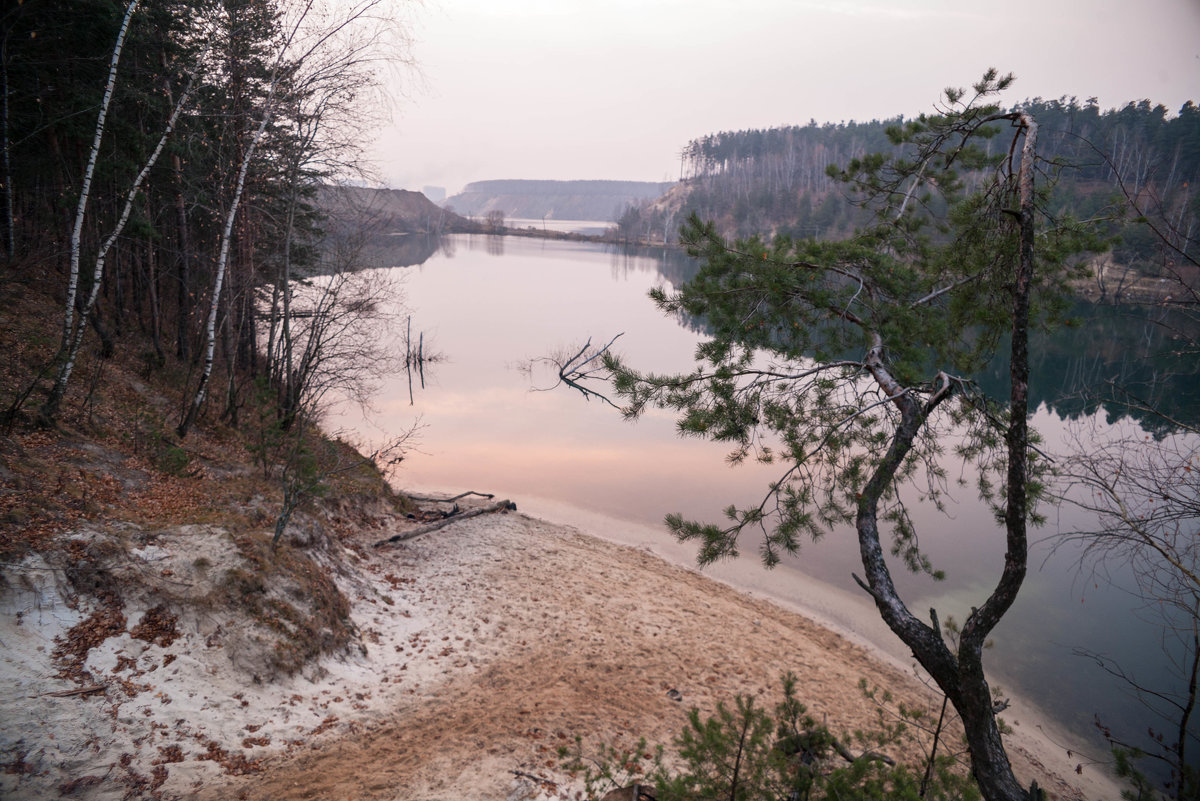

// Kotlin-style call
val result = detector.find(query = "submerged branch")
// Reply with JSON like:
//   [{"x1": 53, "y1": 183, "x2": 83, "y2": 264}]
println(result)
[{"x1": 521, "y1": 333, "x2": 623, "y2": 407}]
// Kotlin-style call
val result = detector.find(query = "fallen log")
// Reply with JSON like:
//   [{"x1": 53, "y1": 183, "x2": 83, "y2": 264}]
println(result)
[
  {"x1": 374, "y1": 500, "x2": 517, "y2": 547},
  {"x1": 404, "y1": 490, "x2": 495, "y2": 503}
]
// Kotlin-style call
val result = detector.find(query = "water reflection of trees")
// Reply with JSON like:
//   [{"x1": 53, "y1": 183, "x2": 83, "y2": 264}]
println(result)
[
  {"x1": 364, "y1": 233, "x2": 1200, "y2": 435},
  {"x1": 446, "y1": 232, "x2": 510, "y2": 257},
  {"x1": 605, "y1": 242, "x2": 700, "y2": 284},
  {"x1": 358, "y1": 233, "x2": 444, "y2": 270},
  {"x1": 635, "y1": 242, "x2": 1200, "y2": 435},
  {"x1": 356, "y1": 231, "x2": 511, "y2": 269},
  {"x1": 974, "y1": 302, "x2": 1200, "y2": 436},
  {"x1": 632, "y1": 246, "x2": 1200, "y2": 437},
  {"x1": 670, "y1": 296, "x2": 1200, "y2": 435}
]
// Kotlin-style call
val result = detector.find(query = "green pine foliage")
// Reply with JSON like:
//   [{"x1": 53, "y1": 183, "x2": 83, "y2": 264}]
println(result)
[
  {"x1": 606, "y1": 73, "x2": 1102, "y2": 575},
  {"x1": 563, "y1": 673, "x2": 982, "y2": 801},
  {"x1": 600, "y1": 71, "x2": 1105, "y2": 801}
]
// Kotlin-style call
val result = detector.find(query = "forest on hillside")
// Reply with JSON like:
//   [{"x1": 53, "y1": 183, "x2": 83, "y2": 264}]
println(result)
[
  {"x1": 616, "y1": 98, "x2": 1199, "y2": 293},
  {"x1": 1, "y1": 0, "x2": 415, "y2": 436}
]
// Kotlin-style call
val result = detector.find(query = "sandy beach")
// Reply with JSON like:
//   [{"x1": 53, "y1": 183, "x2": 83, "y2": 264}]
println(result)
[
  {"x1": 1, "y1": 500, "x2": 1119, "y2": 800},
  {"x1": 208, "y1": 502, "x2": 1117, "y2": 800}
]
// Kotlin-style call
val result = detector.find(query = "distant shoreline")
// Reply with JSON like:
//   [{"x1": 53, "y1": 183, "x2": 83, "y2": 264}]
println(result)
[
  {"x1": 435, "y1": 226, "x2": 1187, "y2": 305},
  {"x1": 478, "y1": 221, "x2": 675, "y2": 250}
]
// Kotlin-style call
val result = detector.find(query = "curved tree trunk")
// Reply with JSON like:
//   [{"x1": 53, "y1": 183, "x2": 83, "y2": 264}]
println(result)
[{"x1": 853, "y1": 112, "x2": 1040, "y2": 801}]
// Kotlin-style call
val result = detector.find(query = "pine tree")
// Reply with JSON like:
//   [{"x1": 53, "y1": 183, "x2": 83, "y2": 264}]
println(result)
[{"x1": 605, "y1": 71, "x2": 1101, "y2": 801}]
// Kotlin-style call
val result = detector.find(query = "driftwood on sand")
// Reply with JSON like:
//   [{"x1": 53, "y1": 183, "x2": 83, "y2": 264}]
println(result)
[
  {"x1": 403, "y1": 490, "x2": 495, "y2": 503},
  {"x1": 373, "y1": 500, "x2": 517, "y2": 547}
]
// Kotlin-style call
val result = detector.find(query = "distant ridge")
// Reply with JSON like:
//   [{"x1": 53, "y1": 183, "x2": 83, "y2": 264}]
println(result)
[
  {"x1": 445, "y1": 179, "x2": 673, "y2": 221},
  {"x1": 317, "y1": 185, "x2": 473, "y2": 234}
]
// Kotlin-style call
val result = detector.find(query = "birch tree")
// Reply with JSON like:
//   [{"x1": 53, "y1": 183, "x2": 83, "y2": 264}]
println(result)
[
  {"x1": 177, "y1": 0, "x2": 395, "y2": 438},
  {"x1": 33, "y1": 0, "x2": 139, "y2": 425},
  {"x1": 176, "y1": 55, "x2": 278, "y2": 437},
  {"x1": 39, "y1": 27, "x2": 206, "y2": 425}
]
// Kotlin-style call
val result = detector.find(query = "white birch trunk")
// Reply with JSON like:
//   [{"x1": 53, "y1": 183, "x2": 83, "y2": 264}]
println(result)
[
  {"x1": 60, "y1": 0, "x2": 139, "y2": 354},
  {"x1": 41, "y1": 32, "x2": 203, "y2": 423},
  {"x1": 177, "y1": 0, "x2": 344, "y2": 437},
  {"x1": 177, "y1": 75, "x2": 282, "y2": 438},
  {"x1": 281, "y1": 185, "x2": 297, "y2": 415}
]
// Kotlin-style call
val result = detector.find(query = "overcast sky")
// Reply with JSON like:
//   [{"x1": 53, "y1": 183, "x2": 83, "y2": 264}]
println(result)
[{"x1": 370, "y1": 0, "x2": 1200, "y2": 196}]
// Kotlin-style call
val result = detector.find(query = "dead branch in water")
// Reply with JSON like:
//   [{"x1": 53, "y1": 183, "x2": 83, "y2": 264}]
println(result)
[{"x1": 518, "y1": 333, "x2": 623, "y2": 407}]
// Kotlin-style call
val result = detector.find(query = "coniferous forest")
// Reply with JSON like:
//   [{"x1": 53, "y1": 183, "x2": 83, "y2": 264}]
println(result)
[
  {"x1": 6, "y1": 0, "x2": 1196, "y2": 435},
  {"x1": 617, "y1": 98, "x2": 1199, "y2": 283}
]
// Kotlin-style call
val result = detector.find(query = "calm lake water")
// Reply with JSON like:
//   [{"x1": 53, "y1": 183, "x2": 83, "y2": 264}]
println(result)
[{"x1": 332, "y1": 231, "x2": 1200, "y2": 767}]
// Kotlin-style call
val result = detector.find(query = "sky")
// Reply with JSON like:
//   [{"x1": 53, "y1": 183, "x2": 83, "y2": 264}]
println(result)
[{"x1": 369, "y1": 0, "x2": 1200, "y2": 197}]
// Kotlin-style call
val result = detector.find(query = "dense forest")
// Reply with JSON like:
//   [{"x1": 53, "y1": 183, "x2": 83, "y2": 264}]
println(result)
[
  {"x1": 616, "y1": 98, "x2": 1200, "y2": 292},
  {"x1": 0, "y1": 0, "x2": 419, "y2": 435}
]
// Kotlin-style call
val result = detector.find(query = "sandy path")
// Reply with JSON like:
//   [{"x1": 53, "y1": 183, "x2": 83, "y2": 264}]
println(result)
[{"x1": 193, "y1": 509, "x2": 1115, "y2": 801}]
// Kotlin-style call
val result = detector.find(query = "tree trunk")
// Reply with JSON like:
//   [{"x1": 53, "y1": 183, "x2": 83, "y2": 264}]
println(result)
[
  {"x1": 177, "y1": 83, "x2": 276, "y2": 438},
  {"x1": 1, "y1": 36, "x2": 14, "y2": 261},
  {"x1": 175, "y1": 0, "x2": 319, "y2": 437},
  {"x1": 145, "y1": 220, "x2": 164, "y2": 363},
  {"x1": 160, "y1": 45, "x2": 194, "y2": 363},
  {"x1": 40, "y1": 18, "x2": 196, "y2": 425},
  {"x1": 39, "y1": 0, "x2": 139, "y2": 425},
  {"x1": 853, "y1": 112, "x2": 1040, "y2": 801}
]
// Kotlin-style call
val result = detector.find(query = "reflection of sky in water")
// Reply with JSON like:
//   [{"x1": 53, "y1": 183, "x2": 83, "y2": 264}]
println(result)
[
  {"x1": 507, "y1": 218, "x2": 612, "y2": 237},
  {"x1": 330, "y1": 233, "x2": 1196, "y2": 761}
]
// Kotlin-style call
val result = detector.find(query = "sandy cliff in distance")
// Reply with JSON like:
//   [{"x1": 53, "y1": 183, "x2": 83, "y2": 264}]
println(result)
[
  {"x1": 444, "y1": 179, "x2": 674, "y2": 221},
  {"x1": 317, "y1": 185, "x2": 475, "y2": 234}
]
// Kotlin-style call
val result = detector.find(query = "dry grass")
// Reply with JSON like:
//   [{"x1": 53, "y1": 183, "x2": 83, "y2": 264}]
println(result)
[{"x1": 215, "y1": 529, "x2": 356, "y2": 676}]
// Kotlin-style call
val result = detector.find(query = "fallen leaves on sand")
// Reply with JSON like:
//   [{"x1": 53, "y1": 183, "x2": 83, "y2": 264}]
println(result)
[
  {"x1": 196, "y1": 739, "x2": 264, "y2": 775},
  {"x1": 129, "y1": 604, "x2": 180, "y2": 648},
  {"x1": 52, "y1": 602, "x2": 126, "y2": 681}
]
